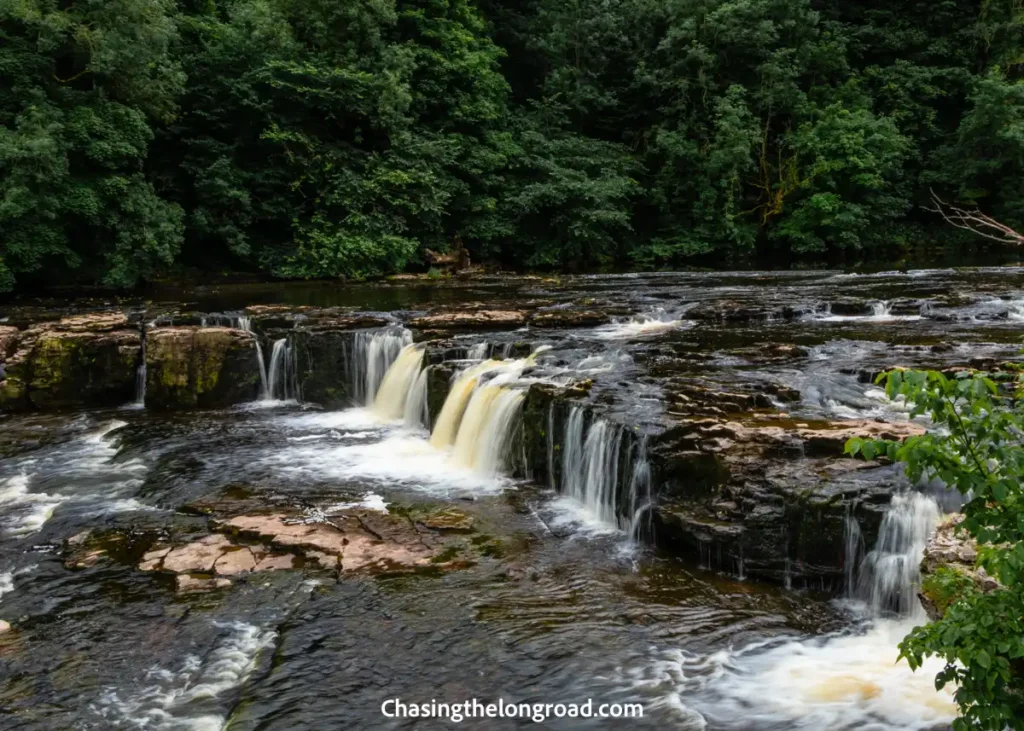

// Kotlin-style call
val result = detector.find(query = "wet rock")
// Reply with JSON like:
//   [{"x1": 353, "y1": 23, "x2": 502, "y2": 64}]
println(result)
[
  {"x1": 290, "y1": 330, "x2": 354, "y2": 408},
  {"x1": 918, "y1": 514, "x2": 1000, "y2": 621},
  {"x1": 418, "y1": 509, "x2": 474, "y2": 532},
  {"x1": 687, "y1": 300, "x2": 801, "y2": 322},
  {"x1": 0, "y1": 325, "x2": 19, "y2": 358},
  {"x1": 222, "y1": 512, "x2": 439, "y2": 574},
  {"x1": 0, "y1": 620, "x2": 10, "y2": 634},
  {"x1": 161, "y1": 534, "x2": 236, "y2": 574},
  {"x1": 794, "y1": 419, "x2": 925, "y2": 457},
  {"x1": 409, "y1": 310, "x2": 527, "y2": 332},
  {"x1": 145, "y1": 327, "x2": 260, "y2": 410},
  {"x1": 0, "y1": 313, "x2": 140, "y2": 411},
  {"x1": 425, "y1": 362, "x2": 458, "y2": 429},
  {"x1": 176, "y1": 575, "x2": 232, "y2": 593},
  {"x1": 528, "y1": 310, "x2": 611, "y2": 328},
  {"x1": 651, "y1": 414, "x2": 919, "y2": 586},
  {"x1": 244, "y1": 305, "x2": 390, "y2": 333}
]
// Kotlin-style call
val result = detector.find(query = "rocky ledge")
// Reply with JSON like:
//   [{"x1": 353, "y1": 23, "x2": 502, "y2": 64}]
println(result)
[
  {"x1": 0, "y1": 313, "x2": 140, "y2": 410},
  {"x1": 62, "y1": 490, "x2": 493, "y2": 593},
  {"x1": 650, "y1": 414, "x2": 924, "y2": 586},
  {"x1": 918, "y1": 514, "x2": 1000, "y2": 621}
]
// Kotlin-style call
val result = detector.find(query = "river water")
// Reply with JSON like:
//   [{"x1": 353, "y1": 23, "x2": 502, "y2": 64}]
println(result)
[{"x1": 3, "y1": 267, "x2": 1021, "y2": 729}]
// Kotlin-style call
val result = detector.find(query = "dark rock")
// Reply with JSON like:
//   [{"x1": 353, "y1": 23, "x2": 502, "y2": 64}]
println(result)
[
  {"x1": 0, "y1": 313, "x2": 140, "y2": 411},
  {"x1": 145, "y1": 327, "x2": 260, "y2": 410}
]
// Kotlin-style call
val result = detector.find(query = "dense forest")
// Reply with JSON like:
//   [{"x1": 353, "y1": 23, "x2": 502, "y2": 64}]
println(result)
[{"x1": 1, "y1": 0, "x2": 1022, "y2": 290}]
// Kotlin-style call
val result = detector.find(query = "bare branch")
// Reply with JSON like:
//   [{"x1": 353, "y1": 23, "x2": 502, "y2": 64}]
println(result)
[{"x1": 926, "y1": 189, "x2": 1024, "y2": 245}]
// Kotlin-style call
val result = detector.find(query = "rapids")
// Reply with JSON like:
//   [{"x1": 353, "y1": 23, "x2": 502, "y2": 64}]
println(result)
[{"x1": 3, "y1": 266, "x2": 1023, "y2": 729}]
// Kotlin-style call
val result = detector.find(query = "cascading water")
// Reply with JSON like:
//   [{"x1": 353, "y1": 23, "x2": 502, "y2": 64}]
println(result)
[
  {"x1": 427, "y1": 355, "x2": 536, "y2": 475},
  {"x1": 351, "y1": 328, "x2": 411, "y2": 406},
  {"x1": 554, "y1": 406, "x2": 651, "y2": 536},
  {"x1": 133, "y1": 326, "x2": 147, "y2": 408},
  {"x1": 853, "y1": 491, "x2": 941, "y2": 618},
  {"x1": 844, "y1": 505, "x2": 864, "y2": 598},
  {"x1": 370, "y1": 344, "x2": 425, "y2": 422},
  {"x1": 669, "y1": 490, "x2": 956, "y2": 728},
  {"x1": 626, "y1": 437, "x2": 652, "y2": 541},
  {"x1": 403, "y1": 367, "x2": 430, "y2": 429},
  {"x1": 562, "y1": 409, "x2": 623, "y2": 526},
  {"x1": 467, "y1": 343, "x2": 489, "y2": 360},
  {"x1": 871, "y1": 300, "x2": 892, "y2": 318},
  {"x1": 450, "y1": 385, "x2": 525, "y2": 474},
  {"x1": 264, "y1": 338, "x2": 299, "y2": 402},
  {"x1": 233, "y1": 315, "x2": 268, "y2": 397},
  {"x1": 429, "y1": 360, "x2": 508, "y2": 449}
]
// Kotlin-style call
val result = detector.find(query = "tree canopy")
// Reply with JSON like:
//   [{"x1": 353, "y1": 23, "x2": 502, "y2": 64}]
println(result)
[{"x1": 1, "y1": 0, "x2": 1023, "y2": 289}]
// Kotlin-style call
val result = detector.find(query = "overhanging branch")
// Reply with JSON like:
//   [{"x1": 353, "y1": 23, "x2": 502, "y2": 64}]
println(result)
[{"x1": 926, "y1": 189, "x2": 1024, "y2": 245}]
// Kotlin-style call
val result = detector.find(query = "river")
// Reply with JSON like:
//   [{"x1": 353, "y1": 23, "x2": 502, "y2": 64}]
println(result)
[{"x1": 2, "y1": 267, "x2": 1020, "y2": 729}]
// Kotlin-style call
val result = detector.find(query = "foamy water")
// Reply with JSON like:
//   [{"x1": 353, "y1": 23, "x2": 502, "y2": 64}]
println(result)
[
  {"x1": 636, "y1": 618, "x2": 956, "y2": 731},
  {"x1": 0, "y1": 420, "x2": 150, "y2": 537},
  {"x1": 93, "y1": 621, "x2": 276, "y2": 731},
  {"x1": 594, "y1": 309, "x2": 690, "y2": 340}
]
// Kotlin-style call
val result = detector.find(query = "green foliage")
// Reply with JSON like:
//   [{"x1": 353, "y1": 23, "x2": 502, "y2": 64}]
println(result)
[
  {"x1": 847, "y1": 369, "x2": 1024, "y2": 729},
  {"x1": 1, "y1": 0, "x2": 1024, "y2": 288},
  {"x1": 0, "y1": 0, "x2": 185, "y2": 290}
]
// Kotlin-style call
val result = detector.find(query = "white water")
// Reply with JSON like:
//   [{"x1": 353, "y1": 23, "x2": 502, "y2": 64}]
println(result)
[
  {"x1": 351, "y1": 328, "x2": 411, "y2": 406},
  {"x1": 131, "y1": 329, "x2": 147, "y2": 408},
  {"x1": 370, "y1": 344, "x2": 424, "y2": 422},
  {"x1": 93, "y1": 621, "x2": 276, "y2": 731},
  {"x1": 263, "y1": 338, "x2": 298, "y2": 402},
  {"x1": 854, "y1": 491, "x2": 941, "y2": 618},
  {"x1": 233, "y1": 316, "x2": 269, "y2": 398},
  {"x1": 0, "y1": 420, "x2": 149, "y2": 537},
  {"x1": 651, "y1": 491, "x2": 955, "y2": 730},
  {"x1": 594, "y1": 308, "x2": 688, "y2": 340},
  {"x1": 550, "y1": 406, "x2": 652, "y2": 537},
  {"x1": 403, "y1": 367, "x2": 430, "y2": 429},
  {"x1": 810, "y1": 300, "x2": 923, "y2": 323},
  {"x1": 450, "y1": 384, "x2": 525, "y2": 475}
]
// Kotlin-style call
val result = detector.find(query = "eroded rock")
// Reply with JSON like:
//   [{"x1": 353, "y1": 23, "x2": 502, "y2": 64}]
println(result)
[
  {"x1": 410, "y1": 310, "x2": 527, "y2": 332},
  {"x1": 145, "y1": 327, "x2": 260, "y2": 410}
]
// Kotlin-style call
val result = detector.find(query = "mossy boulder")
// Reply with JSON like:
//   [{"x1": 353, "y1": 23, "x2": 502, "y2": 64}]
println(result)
[
  {"x1": 0, "y1": 314, "x2": 140, "y2": 411},
  {"x1": 146, "y1": 327, "x2": 260, "y2": 410}
]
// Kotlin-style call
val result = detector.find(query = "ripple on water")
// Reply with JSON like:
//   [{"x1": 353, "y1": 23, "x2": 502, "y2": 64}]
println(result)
[
  {"x1": 633, "y1": 618, "x2": 956, "y2": 731},
  {"x1": 0, "y1": 420, "x2": 150, "y2": 538},
  {"x1": 92, "y1": 621, "x2": 277, "y2": 731}
]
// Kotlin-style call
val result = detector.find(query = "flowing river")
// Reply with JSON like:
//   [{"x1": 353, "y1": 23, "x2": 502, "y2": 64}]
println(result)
[{"x1": 2, "y1": 267, "x2": 1022, "y2": 729}]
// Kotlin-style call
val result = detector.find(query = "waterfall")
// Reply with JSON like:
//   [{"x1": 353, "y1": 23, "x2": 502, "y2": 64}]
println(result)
[
  {"x1": 552, "y1": 406, "x2": 651, "y2": 536},
  {"x1": 403, "y1": 367, "x2": 430, "y2": 429},
  {"x1": 351, "y1": 328, "x2": 411, "y2": 406},
  {"x1": 854, "y1": 491, "x2": 941, "y2": 618},
  {"x1": 264, "y1": 338, "x2": 299, "y2": 402},
  {"x1": 871, "y1": 301, "x2": 892, "y2": 318},
  {"x1": 427, "y1": 355, "x2": 534, "y2": 474},
  {"x1": 450, "y1": 385, "x2": 525, "y2": 474},
  {"x1": 626, "y1": 437, "x2": 652, "y2": 541},
  {"x1": 844, "y1": 505, "x2": 864, "y2": 597},
  {"x1": 370, "y1": 344, "x2": 425, "y2": 421},
  {"x1": 562, "y1": 410, "x2": 623, "y2": 526},
  {"x1": 467, "y1": 342, "x2": 488, "y2": 360},
  {"x1": 429, "y1": 360, "x2": 508, "y2": 449},
  {"x1": 233, "y1": 315, "x2": 268, "y2": 397},
  {"x1": 133, "y1": 325, "x2": 147, "y2": 407}
]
